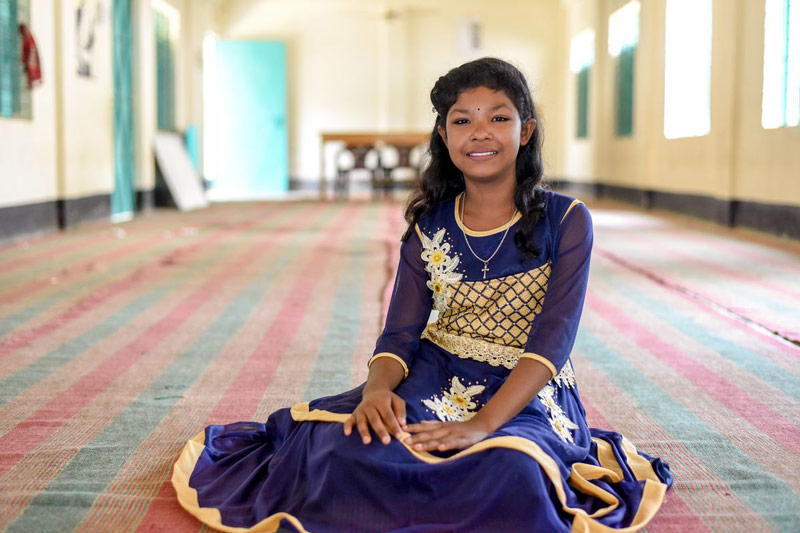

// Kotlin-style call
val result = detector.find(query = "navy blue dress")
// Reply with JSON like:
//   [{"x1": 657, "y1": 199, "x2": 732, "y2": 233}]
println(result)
[{"x1": 173, "y1": 190, "x2": 672, "y2": 532}]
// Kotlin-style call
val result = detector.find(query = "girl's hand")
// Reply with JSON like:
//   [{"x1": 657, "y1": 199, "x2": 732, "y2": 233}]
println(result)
[
  {"x1": 403, "y1": 419, "x2": 489, "y2": 452},
  {"x1": 343, "y1": 388, "x2": 406, "y2": 446}
]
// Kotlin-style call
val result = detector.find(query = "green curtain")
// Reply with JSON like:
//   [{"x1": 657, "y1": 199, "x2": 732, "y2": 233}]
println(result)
[
  {"x1": 615, "y1": 46, "x2": 635, "y2": 136},
  {"x1": 576, "y1": 66, "x2": 589, "y2": 138},
  {"x1": 155, "y1": 10, "x2": 174, "y2": 131},
  {"x1": 0, "y1": 0, "x2": 19, "y2": 118},
  {"x1": 112, "y1": 0, "x2": 134, "y2": 218}
]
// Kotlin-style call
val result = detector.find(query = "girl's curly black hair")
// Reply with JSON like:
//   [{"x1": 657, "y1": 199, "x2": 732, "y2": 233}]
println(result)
[{"x1": 402, "y1": 57, "x2": 547, "y2": 260}]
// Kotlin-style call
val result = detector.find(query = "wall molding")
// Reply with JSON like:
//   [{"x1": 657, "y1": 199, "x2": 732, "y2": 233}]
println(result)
[
  {"x1": 0, "y1": 189, "x2": 156, "y2": 245},
  {"x1": 0, "y1": 200, "x2": 59, "y2": 243},
  {"x1": 550, "y1": 180, "x2": 800, "y2": 240},
  {"x1": 56, "y1": 194, "x2": 111, "y2": 229},
  {"x1": 3, "y1": 184, "x2": 797, "y2": 244},
  {"x1": 137, "y1": 189, "x2": 155, "y2": 212}
]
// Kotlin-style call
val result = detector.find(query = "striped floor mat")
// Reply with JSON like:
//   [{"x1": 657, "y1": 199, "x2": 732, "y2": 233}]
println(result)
[{"x1": 0, "y1": 199, "x2": 797, "y2": 532}]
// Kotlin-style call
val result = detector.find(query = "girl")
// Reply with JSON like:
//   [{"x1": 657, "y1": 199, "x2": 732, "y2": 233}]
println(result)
[{"x1": 173, "y1": 57, "x2": 673, "y2": 532}]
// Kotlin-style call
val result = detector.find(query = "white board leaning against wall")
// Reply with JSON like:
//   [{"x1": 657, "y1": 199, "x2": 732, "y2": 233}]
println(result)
[{"x1": 153, "y1": 133, "x2": 209, "y2": 211}]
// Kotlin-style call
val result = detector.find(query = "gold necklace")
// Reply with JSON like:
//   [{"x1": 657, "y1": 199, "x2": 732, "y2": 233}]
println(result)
[{"x1": 459, "y1": 192, "x2": 516, "y2": 279}]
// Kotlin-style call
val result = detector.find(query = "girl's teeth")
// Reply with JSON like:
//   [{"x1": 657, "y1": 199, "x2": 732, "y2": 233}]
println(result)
[{"x1": 470, "y1": 152, "x2": 496, "y2": 156}]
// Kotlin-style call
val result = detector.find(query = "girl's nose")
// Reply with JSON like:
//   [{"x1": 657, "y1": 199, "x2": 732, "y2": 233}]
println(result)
[{"x1": 470, "y1": 122, "x2": 492, "y2": 141}]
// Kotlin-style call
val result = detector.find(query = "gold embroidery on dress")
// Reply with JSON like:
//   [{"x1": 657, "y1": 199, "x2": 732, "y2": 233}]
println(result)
[
  {"x1": 422, "y1": 324, "x2": 526, "y2": 369},
  {"x1": 419, "y1": 228, "x2": 463, "y2": 313},
  {"x1": 422, "y1": 376, "x2": 486, "y2": 422},
  {"x1": 420, "y1": 263, "x2": 551, "y2": 368}
]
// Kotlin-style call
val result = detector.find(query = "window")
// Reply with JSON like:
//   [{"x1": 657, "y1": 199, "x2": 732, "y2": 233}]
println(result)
[
  {"x1": 570, "y1": 29, "x2": 594, "y2": 139},
  {"x1": 153, "y1": 0, "x2": 177, "y2": 131},
  {"x1": 0, "y1": 0, "x2": 31, "y2": 119},
  {"x1": 608, "y1": 1, "x2": 639, "y2": 136},
  {"x1": 664, "y1": 0, "x2": 712, "y2": 139},
  {"x1": 762, "y1": 0, "x2": 799, "y2": 128}
]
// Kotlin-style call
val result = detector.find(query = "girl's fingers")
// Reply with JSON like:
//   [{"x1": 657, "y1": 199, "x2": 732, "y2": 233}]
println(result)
[
  {"x1": 438, "y1": 437, "x2": 470, "y2": 451},
  {"x1": 343, "y1": 415, "x2": 354, "y2": 436},
  {"x1": 428, "y1": 434, "x2": 471, "y2": 452},
  {"x1": 381, "y1": 407, "x2": 404, "y2": 440},
  {"x1": 355, "y1": 412, "x2": 371, "y2": 445},
  {"x1": 366, "y1": 410, "x2": 391, "y2": 445},
  {"x1": 409, "y1": 427, "x2": 450, "y2": 446},
  {"x1": 405, "y1": 420, "x2": 442, "y2": 433},
  {"x1": 391, "y1": 395, "x2": 407, "y2": 430}
]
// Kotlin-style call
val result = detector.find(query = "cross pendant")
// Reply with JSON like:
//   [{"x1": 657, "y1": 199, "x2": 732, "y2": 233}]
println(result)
[{"x1": 481, "y1": 263, "x2": 489, "y2": 279}]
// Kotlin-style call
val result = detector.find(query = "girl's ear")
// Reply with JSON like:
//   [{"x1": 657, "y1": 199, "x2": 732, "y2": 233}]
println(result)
[
  {"x1": 437, "y1": 124, "x2": 448, "y2": 147},
  {"x1": 520, "y1": 119, "x2": 536, "y2": 146}
]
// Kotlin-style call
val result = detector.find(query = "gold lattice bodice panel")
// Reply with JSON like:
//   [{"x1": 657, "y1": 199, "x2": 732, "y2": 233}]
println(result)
[{"x1": 431, "y1": 262, "x2": 551, "y2": 349}]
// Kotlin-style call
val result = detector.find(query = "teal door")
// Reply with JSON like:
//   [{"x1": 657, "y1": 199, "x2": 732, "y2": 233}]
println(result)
[{"x1": 209, "y1": 40, "x2": 288, "y2": 198}]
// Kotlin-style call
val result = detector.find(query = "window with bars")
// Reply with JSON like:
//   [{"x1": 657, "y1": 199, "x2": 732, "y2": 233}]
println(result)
[
  {"x1": 154, "y1": 5, "x2": 175, "y2": 131},
  {"x1": 608, "y1": 1, "x2": 639, "y2": 137},
  {"x1": 570, "y1": 29, "x2": 594, "y2": 139},
  {"x1": 762, "y1": 0, "x2": 799, "y2": 129},
  {"x1": 0, "y1": 0, "x2": 31, "y2": 119}
]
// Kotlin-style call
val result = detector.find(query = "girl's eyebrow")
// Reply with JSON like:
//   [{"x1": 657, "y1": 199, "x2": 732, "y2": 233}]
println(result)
[{"x1": 450, "y1": 104, "x2": 513, "y2": 114}]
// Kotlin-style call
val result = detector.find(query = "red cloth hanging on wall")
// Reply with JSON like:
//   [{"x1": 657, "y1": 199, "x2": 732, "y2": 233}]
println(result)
[{"x1": 18, "y1": 23, "x2": 42, "y2": 89}]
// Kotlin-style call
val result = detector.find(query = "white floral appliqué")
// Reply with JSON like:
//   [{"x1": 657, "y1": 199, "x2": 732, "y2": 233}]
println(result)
[
  {"x1": 420, "y1": 228, "x2": 462, "y2": 313},
  {"x1": 422, "y1": 376, "x2": 485, "y2": 422},
  {"x1": 538, "y1": 362, "x2": 579, "y2": 443}
]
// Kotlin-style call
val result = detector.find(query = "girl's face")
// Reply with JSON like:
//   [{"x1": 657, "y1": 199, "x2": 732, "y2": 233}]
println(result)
[{"x1": 437, "y1": 86, "x2": 535, "y2": 186}]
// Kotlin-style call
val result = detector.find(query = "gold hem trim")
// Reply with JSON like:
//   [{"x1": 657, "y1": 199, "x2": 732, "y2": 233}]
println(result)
[
  {"x1": 368, "y1": 352, "x2": 410, "y2": 378},
  {"x1": 172, "y1": 431, "x2": 310, "y2": 533},
  {"x1": 519, "y1": 352, "x2": 558, "y2": 378},
  {"x1": 172, "y1": 405, "x2": 666, "y2": 532},
  {"x1": 454, "y1": 192, "x2": 522, "y2": 236},
  {"x1": 290, "y1": 401, "x2": 351, "y2": 423},
  {"x1": 560, "y1": 199, "x2": 584, "y2": 224},
  {"x1": 289, "y1": 405, "x2": 668, "y2": 532}
]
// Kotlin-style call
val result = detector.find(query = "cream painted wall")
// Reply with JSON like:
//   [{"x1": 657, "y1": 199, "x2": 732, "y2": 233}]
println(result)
[
  {"x1": 403, "y1": 1, "x2": 567, "y2": 178},
  {"x1": 220, "y1": 0, "x2": 567, "y2": 181},
  {"x1": 4, "y1": 0, "x2": 796, "y2": 212},
  {"x1": 562, "y1": 0, "x2": 596, "y2": 181},
  {"x1": 735, "y1": 0, "x2": 800, "y2": 205},
  {"x1": 560, "y1": 0, "x2": 800, "y2": 206},
  {"x1": 649, "y1": 0, "x2": 736, "y2": 199},
  {"x1": 162, "y1": 0, "x2": 215, "y2": 131},
  {"x1": 0, "y1": 0, "x2": 58, "y2": 208},
  {"x1": 59, "y1": 0, "x2": 115, "y2": 199},
  {"x1": 133, "y1": 0, "x2": 156, "y2": 193},
  {"x1": 222, "y1": 0, "x2": 383, "y2": 181},
  {"x1": 135, "y1": 0, "x2": 218, "y2": 191},
  {"x1": 380, "y1": 9, "x2": 410, "y2": 130},
  {"x1": 0, "y1": 0, "x2": 212, "y2": 209},
  {"x1": 593, "y1": 0, "x2": 653, "y2": 188}
]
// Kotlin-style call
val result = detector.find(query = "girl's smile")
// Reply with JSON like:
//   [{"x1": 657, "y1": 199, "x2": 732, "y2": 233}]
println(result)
[
  {"x1": 467, "y1": 151, "x2": 498, "y2": 160},
  {"x1": 437, "y1": 86, "x2": 534, "y2": 184}
]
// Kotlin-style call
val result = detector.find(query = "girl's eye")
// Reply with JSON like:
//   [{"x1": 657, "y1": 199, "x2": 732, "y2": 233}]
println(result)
[
  {"x1": 453, "y1": 118, "x2": 469, "y2": 125},
  {"x1": 492, "y1": 116, "x2": 509, "y2": 122}
]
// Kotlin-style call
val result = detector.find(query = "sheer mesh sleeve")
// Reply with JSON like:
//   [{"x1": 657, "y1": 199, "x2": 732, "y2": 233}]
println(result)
[
  {"x1": 521, "y1": 203, "x2": 593, "y2": 378},
  {"x1": 370, "y1": 229, "x2": 432, "y2": 377}
]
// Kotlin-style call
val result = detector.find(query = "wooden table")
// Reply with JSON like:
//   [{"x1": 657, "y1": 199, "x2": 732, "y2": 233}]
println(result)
[{"x1": 319, "y1": 131, "x2": 430, "y2": 197}]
